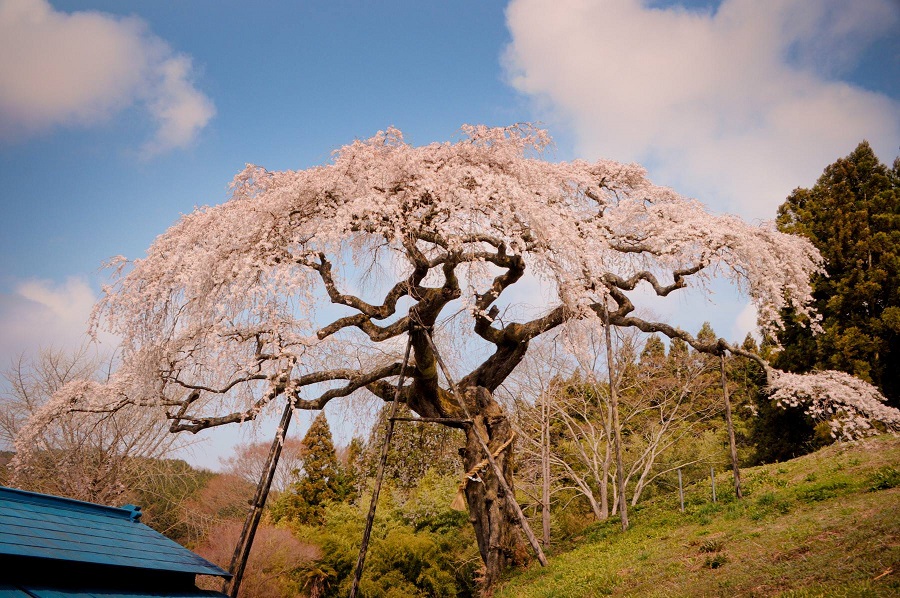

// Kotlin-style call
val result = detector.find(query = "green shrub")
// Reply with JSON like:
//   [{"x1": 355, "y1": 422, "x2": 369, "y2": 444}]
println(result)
[
  {"x1": 867, "y1": 466, "x2": 900, "y2": 491},
  {"x1": 699, "y1": 539, "x2": 725, "y2": 553},
  {"x1": 798, "y1": 480, "x2": 850, "y2": 502},
  {"x1": 399, "y1": 469, "x2": 468, "y2": 533},
  {"x1": 294, "y1": 476, "x2": 478, "y2": 597}
]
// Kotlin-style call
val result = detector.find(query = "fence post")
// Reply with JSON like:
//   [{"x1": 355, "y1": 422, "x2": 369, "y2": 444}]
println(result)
[
  {"x1": 710, "y1": 467, "x2": 717, "y2": 503},
  {"x1": 678, "y1": 468, "x2": 684, "y2": 513}
]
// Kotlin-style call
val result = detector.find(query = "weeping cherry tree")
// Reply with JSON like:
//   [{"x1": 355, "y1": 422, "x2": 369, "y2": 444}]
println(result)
[{"x1": 19, "y1": 124, "x2": 900, "y2": 588}]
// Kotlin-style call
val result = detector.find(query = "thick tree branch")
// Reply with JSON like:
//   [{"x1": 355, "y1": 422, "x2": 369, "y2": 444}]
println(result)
[
  {"x1": 473, "y1": 253, "x2": 526, "y2": 344},
  {"x1": 167, "y1": 373, "x2": 268, "y2": 395},
  {"x1": 317, "y1": 314, "x2": 410, "y2": 342},
  {"x1": 167, "y1": 363, "x2": 405, "y2": 433},
  {"x1": 309, "y1": 252, "x2": 427, "y2": 319},
  {"x1": 608, "y1": 312, "x2": 772, "y2": 379},
  {"x1": 291, "y1": 362, "x2": 404, "y2": 409},
  {"x1": 168, "y1": 374, "x2": 288, "y2": 433},
  {"x1": 602, "y1": 262, "x2": 706, "y2": 297}
]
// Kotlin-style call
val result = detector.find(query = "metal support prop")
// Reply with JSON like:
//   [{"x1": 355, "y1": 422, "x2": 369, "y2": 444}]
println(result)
[{"x1": 224, "y1": 398, "x2": 294, "y2": 597}]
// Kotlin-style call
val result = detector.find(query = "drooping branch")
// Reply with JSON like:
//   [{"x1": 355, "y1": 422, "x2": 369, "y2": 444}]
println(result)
[
  {"x1": 167, "y1": 373, "x2": 269, "y2": 395},
  {"x1": 308, "y1": 253, "x2": 393, "y2": 317},
  {"x1": 169, "y1": 361, "x2": 295, "y2": 433},
  {"x1": 310, "y1": 249, "x2": 425, "y2": 341}
]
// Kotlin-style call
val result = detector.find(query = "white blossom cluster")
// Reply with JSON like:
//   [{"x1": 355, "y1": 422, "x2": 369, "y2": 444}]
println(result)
[{"x1": 769, "y1": 370, "x2": 900, "y2": 440}]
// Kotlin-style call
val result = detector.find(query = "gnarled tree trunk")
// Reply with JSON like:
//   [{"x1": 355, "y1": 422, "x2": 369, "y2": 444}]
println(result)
[{"x1": 459, "y1": 387, "x2": 529, "y2": 592}]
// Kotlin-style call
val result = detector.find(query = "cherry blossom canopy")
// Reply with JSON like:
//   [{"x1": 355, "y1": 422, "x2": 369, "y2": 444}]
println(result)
[{"x1": 19, "y1": 125, "x2": 899, "y2": 444}]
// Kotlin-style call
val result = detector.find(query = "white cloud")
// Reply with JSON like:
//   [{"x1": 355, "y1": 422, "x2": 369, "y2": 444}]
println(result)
[
  {"x1": 504, "y1": 0, "x2": 900, "y2": 219},
  {"x1": 141, "y1": 54, "x2": 216, "y2": 156},
  {"x1": 16, "y1": 276, "x2": 95, "y2": 325},
  {"x1": 0, "y1": 277, "x2": 108, "y2": 368},
  {"x1": 0, "y1": 0, "x2": 214, "y2": 154},
  {"x1": 732, "y1": 302, "x2": 759, "y2": 343}
]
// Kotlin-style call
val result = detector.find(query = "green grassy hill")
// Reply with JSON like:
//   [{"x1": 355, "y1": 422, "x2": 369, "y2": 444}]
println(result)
[{"x1": 498, "y1": 436, "x2": 900, "y2": 598}]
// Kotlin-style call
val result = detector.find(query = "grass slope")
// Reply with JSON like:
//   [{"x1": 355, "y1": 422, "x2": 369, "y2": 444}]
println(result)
[{"x1": 498, "y1": 436, "x2": 900, "y2": 597}]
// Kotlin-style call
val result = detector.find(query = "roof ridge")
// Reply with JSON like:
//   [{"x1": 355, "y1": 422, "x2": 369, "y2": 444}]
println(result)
[{"x1": 0, "y1": 486, "x2": 133, "y2": 520}]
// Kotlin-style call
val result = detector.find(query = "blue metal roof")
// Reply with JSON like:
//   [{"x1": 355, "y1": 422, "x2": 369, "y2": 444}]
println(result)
[
  {"x1": 0, "y1": 584, "x2": 228, "y2": 598},
  {"x1": 0, "y1": 486, "x2": 230, "y2": 579}
]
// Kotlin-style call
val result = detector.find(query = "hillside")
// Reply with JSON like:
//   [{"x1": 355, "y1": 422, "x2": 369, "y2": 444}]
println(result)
[{"x1": 498, "y1": 436, "x2": 900, "y2": 597}]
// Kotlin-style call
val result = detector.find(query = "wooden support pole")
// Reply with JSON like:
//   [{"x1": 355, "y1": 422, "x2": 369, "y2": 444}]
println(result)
[
  {"x1": 603, "y1": 307, "x2": 629, "y2": 531},
  {"x1": 721, "y1": 354, "x2": 743, "y2": 499},
  {"x1": 541, "y1": 393, "x2": 551, "y2": 546},
  {"x1": 422, "y1": 330, "x2": 548, "y2": 567},
  {"x1": 349, "y1": 335, "x2": 414, "y2": 598},
  {"x1": 678, "y1": 468, "x2": 684, "y2": 513},
  {"x1": 711, "y1": 467, "x2": 717, "y2": 503},
  {"x1": 224, "y1": 398, "x2": 293, "y2": 597}
]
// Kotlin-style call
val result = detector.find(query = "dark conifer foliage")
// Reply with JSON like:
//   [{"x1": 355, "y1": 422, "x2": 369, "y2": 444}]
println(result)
[
  {"x1": 271, "y1": 412, "x2": 349, "y2": 524},
  {"x1": 775, "y1": 142, "x2": 900, "y2": 408}
]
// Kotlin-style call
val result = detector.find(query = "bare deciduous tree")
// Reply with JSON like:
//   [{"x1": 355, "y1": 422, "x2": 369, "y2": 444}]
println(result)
[
  {"x1": 515, "y1": 328, "x2": 734, "y2": 530},
  {"x1": 221, "y1": 437, "x2": 306, "y2": 494},
  {"x1": 2, "y1": 345, "x2": 178, "y2": 505}
]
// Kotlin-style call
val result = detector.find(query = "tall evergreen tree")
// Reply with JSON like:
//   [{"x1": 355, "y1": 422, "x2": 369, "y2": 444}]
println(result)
[
  {"x1": 271, "y1": 411, "x2": 348, "y2": 525},
  {"x1": 774, "y1": 141, "x2": 900, "y2": 408},
  {"x1": 696, "y1": 322, "x2": 716, "y2": 345},
  {"x1": 639, "y1": 334, "x2": 666, "y2": 367}
]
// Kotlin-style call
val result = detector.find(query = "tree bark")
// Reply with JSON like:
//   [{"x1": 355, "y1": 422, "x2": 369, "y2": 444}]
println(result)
[
  {"x1": 406, "y1": 329, "x2": 545, "y2": 593},
  {"x1": 460, "y1": 387, "x2": 530, "y2": 593}
]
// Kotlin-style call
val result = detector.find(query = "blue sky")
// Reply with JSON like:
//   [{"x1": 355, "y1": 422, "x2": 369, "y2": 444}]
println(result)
[{"x1": 1, "y1": 0, "x2": 898, "y2": 468}]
